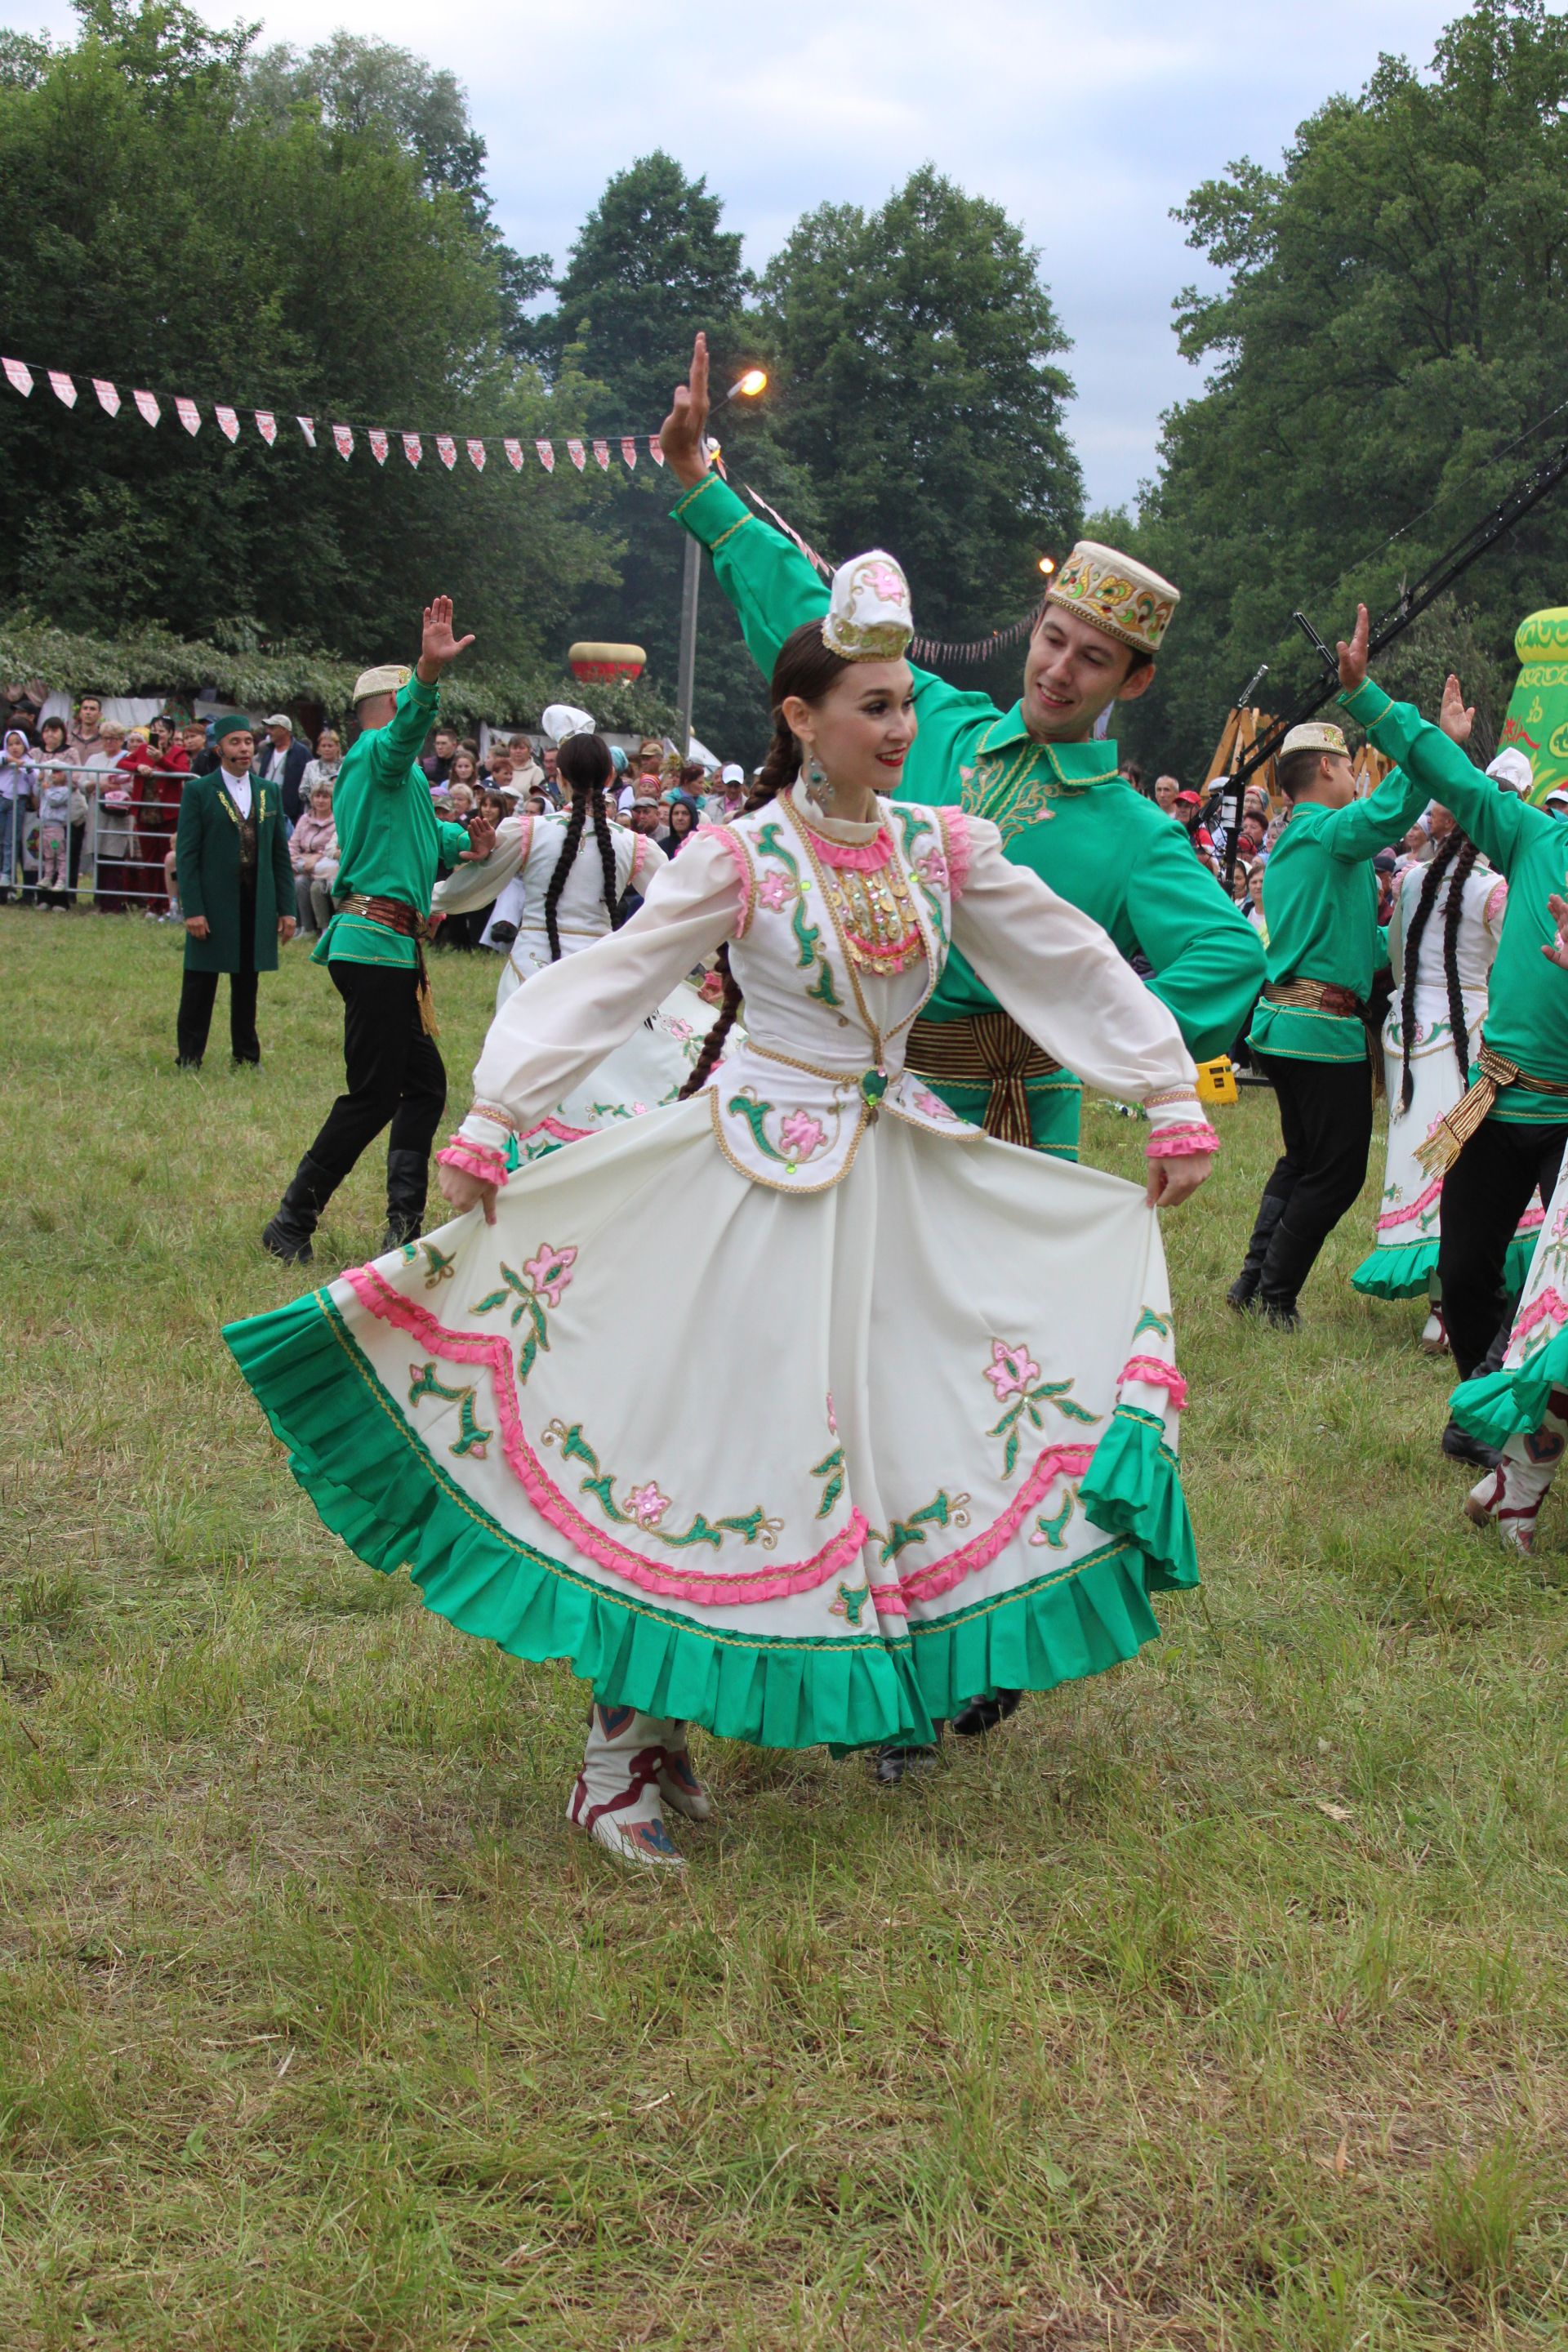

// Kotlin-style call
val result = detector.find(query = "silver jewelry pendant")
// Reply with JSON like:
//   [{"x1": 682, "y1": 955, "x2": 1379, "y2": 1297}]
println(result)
[{"x1": 805, "y1": 755, "x2": 835, "y2": 808}]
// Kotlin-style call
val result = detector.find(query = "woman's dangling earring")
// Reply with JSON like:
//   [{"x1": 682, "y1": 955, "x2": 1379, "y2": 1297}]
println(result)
[{"x1": 805, "y1": 751, "x2": 834, "y2": 809}]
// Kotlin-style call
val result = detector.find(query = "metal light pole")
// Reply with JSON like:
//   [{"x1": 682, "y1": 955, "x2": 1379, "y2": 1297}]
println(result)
[{"x1": 674, "y1": 368, "x2": 768, "y2": 759}]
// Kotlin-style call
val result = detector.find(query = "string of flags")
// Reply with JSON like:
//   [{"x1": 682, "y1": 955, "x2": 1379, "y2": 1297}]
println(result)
[{"x1": 0, "y1": 354, "x2": 666, "y2": 474}]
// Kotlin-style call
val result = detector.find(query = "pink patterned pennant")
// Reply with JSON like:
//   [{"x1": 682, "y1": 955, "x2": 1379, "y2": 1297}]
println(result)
[
  {"x1": 2, "y1": 358, "x2": 33, "y2": 398},
  {"x1": 92, "y1": 378, "x2": 120, "y2": 416},
  {"x1": 592, "y1": 439, "x2": 609, "y2": 470},
  {"x1": 535, "y1": 439, "x2": 555, "y2": 473},
  {"x1": 368, "y1": 429, "x2": 388, "y2": 466},
  {"x1": 255, "y1": 410, "x2": 277, "y2": 444},
  {"x1": 621, "y1": 436, "x2": 637, "y2": 469},
  {"x1": 436, "y1": 435, "x2": 457, "y2": 470},
  {"x1": 215, "y1": 405, "x2": 238, "y2": 443},
  {"x1": 48, "y1": 371, "x2": 77, "y2": 408},
  {"x1": 332, "y1": 423, "x2": 354, "y2": 461},
  {"x1": 566, "y1": 439, "x2": 586, "y2": 471},
  {"x1": 402, "y1": 431, "x2": 422, "y2": 467},
  {"x1": 134, "y1": 388, "x2": 160, "y2": 427},
  {"x1": 503, "y1": 438, "x2": 523, "y2": 471},
  {"x1": 175, "y1": 397, "x2": 201, "y2": 436},
  {"x1": 297, "y1": 416, "x2": 316, "y2": 447},
  {"x1": 466, "y1": 437, "x2": 486, "y2": 471},
  {"x1": 649, "y1": 435, "x2": 665, "y2": 467}
]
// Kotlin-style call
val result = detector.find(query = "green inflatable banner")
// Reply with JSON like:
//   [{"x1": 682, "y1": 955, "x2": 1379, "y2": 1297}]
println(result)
[{"x1": 1500, "y1": 607, "x2": 1568, "y2": 804}]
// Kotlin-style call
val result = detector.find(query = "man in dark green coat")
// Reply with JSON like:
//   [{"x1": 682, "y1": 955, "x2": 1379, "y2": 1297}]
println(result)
[{"x1": 174, "y1": 714, "x2": 295, "y2": 1067}]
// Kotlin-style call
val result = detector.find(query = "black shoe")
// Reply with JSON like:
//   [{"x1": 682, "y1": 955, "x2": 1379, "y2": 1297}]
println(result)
[
  {"x1": 382, "y1": 1146, "x2": 430, "y2": 1254},
  {"x1": 874, "y1": 1743, "x2": 939, "y2": 1784},
  {"x1": 1258, "y1": 1298, "x2": 1302, "y2": 1332},
  {"x1": 1257, "y1": 1214, "x2": 1321, "y2": 1333},
  {"x1": 1229, "y1": 1194, "x2": 1287, "y2": 1312},
  {"x1": 176, "y1": 1055, "x2": 203, "y2": 1071},
  {"x1": 261, "y1": 1151, "x2": 338, "y2": 1265},
  {"x1": 951, "y1": 1688, "x2": 1024, "y2": 1738},
  {"x1": 1441, "y1": 1419, "x2": 1502, "y2": 1472}
]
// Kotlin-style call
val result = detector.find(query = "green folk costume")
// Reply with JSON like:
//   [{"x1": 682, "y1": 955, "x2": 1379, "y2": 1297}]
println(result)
[
  {"x1": 671, "y1": 472, "x2": 1263, "y2": 1156},
  {"x1": 1245, "y1": 764, "x2": 1430, "y2": 1065},
  {"x1": 312, "y1": 671, "x2": 472, "y2": 970},
  {"x1": 1342, "y1": 677, "x2": 1568, "y2": 1123},
  {"x1": 175, "y1": 771, "x2": 292, "y2": 973}
]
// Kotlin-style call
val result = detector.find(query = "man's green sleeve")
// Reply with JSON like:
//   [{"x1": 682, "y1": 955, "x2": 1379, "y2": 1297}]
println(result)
[
  {"x1": 1124, "y1": 826, "x2": 1266, "y2": 1059},
  {"x1": 436, "y1": 819, "x2": 472, "y2": 877},
  {"x1": 1339, "y1": 677, "x2": 1544, "y2": 876},
  {"x1": 365, "y1": 672, "x2": 440, "y2": 790},
  {"x1": 1316, "y1": 756, "x2": 1430, "y2": 862}
]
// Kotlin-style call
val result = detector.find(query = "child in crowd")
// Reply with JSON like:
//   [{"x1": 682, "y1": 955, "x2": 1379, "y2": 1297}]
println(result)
[{"x1": 35, "y1": 762, "x2": 73, "y2": 904}]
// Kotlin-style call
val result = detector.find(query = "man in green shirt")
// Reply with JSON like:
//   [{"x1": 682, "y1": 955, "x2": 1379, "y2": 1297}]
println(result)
[
  {"x1": 1231, "y1": 712, "x2": 1428, "y2": 1327},
  {"x1": 1338, "y1": 606, "x2": 1568, "y2": 1392},
  {"x1": 262, "y1": 597, "x2": 490, "y2": 1264},
  {"x1": 659, "y1": 334, "x2": 1263, "y2": 1161}
]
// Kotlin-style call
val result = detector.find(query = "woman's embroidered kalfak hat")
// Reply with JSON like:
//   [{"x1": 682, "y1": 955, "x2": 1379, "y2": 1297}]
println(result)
[
  {"x1": 822, "y1": 550, "x2": 914, "y2": 662},
  {"x1": 1046, "y1": 541, "x2": 1180, "y2": 657}
]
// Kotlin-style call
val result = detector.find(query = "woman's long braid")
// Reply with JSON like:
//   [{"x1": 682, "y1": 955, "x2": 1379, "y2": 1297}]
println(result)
[
  {"x1": 589, "y1": 786, "x2": 621, "y2": 929},
  {"x1": 676, "y1": 713, "x2": 799, "y2": 1099},
  {"x1": 1397, "y1": 830, "x2": 1465, "y2": 1111},
  {"x1": 1440, "y1": 834, "x2": 1482, "y2": 1087},
  {"x1": 542, "y1": 789, "x2": 590, "y2": 963}
]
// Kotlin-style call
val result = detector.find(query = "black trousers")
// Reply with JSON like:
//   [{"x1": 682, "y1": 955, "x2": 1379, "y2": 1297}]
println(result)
[
  {"x1": 1437, "y1": 1115, "x2": 1568, "y2": 1379},
  {"x1": 1254, "y1": 1050, "x2": 1375, "y2": 1256},
  {"x1": 176, "y1": 879, "x2": 259, "y2": 1065},
  {"x1": 305, "y1": 960, "x2": 448, "y2": 1187}
]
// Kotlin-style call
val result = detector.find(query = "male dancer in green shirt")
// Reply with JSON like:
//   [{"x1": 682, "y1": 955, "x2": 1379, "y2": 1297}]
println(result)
[
  {"x1": 1337, "y1": 607, "x2": 1568, "y2": 1400},
  {"x1": 658, "y1": 336, "x2": 1263, "y2": 1162},
  {"x1": 1229, "y1": 715, "x2": 1429, "y2": 1328},
  {"x1": 262, "y1": 596, "x2": 491, "y2": 1264}
]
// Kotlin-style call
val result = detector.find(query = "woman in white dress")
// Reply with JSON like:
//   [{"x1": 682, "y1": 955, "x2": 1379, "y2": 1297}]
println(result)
[
  {"x1": 225, "y1": 552, "x2": 1217, "y2": 1870},
  {"x1": 434, "y1": 733, "x2": 720, "y2": 1158},
  {"x1": 1352, "y1": 812, "x2": 1541, "y2": 1339}
]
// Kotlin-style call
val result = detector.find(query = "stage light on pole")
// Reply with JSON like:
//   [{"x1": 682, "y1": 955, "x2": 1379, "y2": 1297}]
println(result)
[
  {"x1": 734, "y1": 368, "x2": 768, "y2": 399},
  {"x1": 1037, "y1": 555, "x2": 1056, "y2": 576}
]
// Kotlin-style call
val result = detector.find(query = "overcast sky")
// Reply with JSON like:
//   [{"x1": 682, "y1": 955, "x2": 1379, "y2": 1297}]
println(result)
[{"x1": 24, "y1": 0, "x2": 1463, "y2": 508}]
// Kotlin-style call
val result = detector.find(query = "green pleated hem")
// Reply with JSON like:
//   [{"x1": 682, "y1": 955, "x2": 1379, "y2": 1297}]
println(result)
[
  {"x1": 223, "y1": 1292, "x2": 1196, "y2": 1753},
  {"x1": 1450, "y1": 1325, "x2": 1568, "y2": 1448},
  {"x1": 1352, "y1": 1229, "x2": 1539, "y2": 1303},
  {"x1": 1351, "y1": 1240, "x2": 1436, "y2": 1300}
]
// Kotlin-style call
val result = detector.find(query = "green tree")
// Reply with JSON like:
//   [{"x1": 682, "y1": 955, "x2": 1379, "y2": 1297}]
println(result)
[
  {"x1": 1127, "y1": 0, "x2": 1568, "y2": 777},
  {"x1": 0, "y1": 1, "x2": 609, "y2": 672},
  {"x1": 759, "y1": 166, "x2": 1082, "y2": 642}
]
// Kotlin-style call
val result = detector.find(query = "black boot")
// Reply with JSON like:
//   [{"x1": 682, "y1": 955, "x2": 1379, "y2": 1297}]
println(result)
[
  {"x1": 382, "y1": 1147, "x2": 430, "y2": 1253},
  {"x1": 1228, "y1": 1192, "x2": 1286, "y2": 1312},
  {"x1": 1256, "y1": 1215, "x2": 1322, "y2": 1331},
  {"x1": 873, "y1": 1725, "x2": 944, "y2": 1784},
  {"x1": 951, "y1": 1688, "x2": 1024, "y2": 1738},
  {"x1": 261, "y1": 1152, "x2": 338, "y2": 1265},
  {"x1": 1441, "y1": 1419, "x2": 1503, "y2": 1471}
]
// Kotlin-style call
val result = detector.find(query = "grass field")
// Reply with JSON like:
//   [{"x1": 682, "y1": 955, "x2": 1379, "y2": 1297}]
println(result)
[{"x1": 2, "y1": 907, "x2": 1566, "y2": 2352}]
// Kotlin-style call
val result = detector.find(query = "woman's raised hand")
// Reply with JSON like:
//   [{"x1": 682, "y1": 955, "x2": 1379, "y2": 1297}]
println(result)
[{"x1": 660, "y1": 332, "x2": 711, "y2": 488}]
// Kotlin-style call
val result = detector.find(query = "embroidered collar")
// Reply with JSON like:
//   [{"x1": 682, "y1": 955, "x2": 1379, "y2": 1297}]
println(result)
[
  {"x1": 973, "y1": 704, "x2": 1121, "y2": 787},
  {"x1": 787, "y1": 773, "x2": 885, "y2": 847}
]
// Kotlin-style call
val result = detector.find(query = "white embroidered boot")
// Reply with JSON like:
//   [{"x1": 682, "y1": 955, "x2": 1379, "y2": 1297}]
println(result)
[
  {"x1": 568, "y1": 1704, "x2": 687, "y2": 1869},
  {"x1": 1464, "y1": 1388, "x2": 1568, "y2": 1553},
  {"x1": 1420, "y1": 1307, "x2": 1449, "y2": 1356},
  {"x1": 656, "y1": 1722, "x2": 713, "y2": 1822}
]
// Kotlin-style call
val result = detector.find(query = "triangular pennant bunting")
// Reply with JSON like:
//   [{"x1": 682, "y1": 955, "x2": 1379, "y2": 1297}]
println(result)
[
  {"x1": 92, "y1": 378, "x2": 120, "y2": 416},
  {"x1": 592, "y1": 439, "x2": 609, "y2": 470},
  {"x1": 466, "y1": 437, "x2": 486, "y2": 471},
  {"x1": 215, "y1": 405, "x2": 239, "y2": 443},
  {"x1": 2, "y1": 359, "x2": 33, "y2": 397},
  {"x1": 332, "y1": 424, "x2": 354, "y2": 461},
  {"x1": 621, "y1": 437, "x2": 637, "y2": 469},
  {"x1": 255, "y1": 410, "x2": 277, "y2": 444},
  {"x1": 403, "y1": 431, "x2": 422, "y2": 467},
  {"x1": 134, "y1": 388, "x2": 159, "y2": 427},
  {"x1": 297, "y1": 416, "x2": 316, "y2": 447},
  {"x1": 567, "y1": 439, "x2": 586, "y2": 471},
  {"x1": 503, "y1": 438, "x2": 523, "y2": 471},
  {"x1": 175, "y1": 397, "x2": 201, "y2": 436},
  {"x1": 48, "y1": 371, "x2": 77, "y2": 408},
  {"x1": 649, "y1": 434, "x2": 665, "y2": 467},
  {"x1": 536, "y1": 439, "x2": 555, "y2": 473},
  {"x1": 436, "y1": 435, "x2": 456, "y2": 470},
  {"x1": 369, "y1": 429, "x2": 388, "y2": 466}
]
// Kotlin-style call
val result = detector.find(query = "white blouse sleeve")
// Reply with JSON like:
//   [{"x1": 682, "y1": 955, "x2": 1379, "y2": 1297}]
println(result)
[
  {"x1": 430, "y1": 812, "x2": 533, "y2": 915},
  {"x1": 948, "y1": 815, "x2": 1204, "y2": 1132},
  {"x1": 1481, "y1": 869, "x2": 1508, "y2": 947},
  {"x1": 459, "y1": 831, "x2": 739, "y2": 1148},
  {"x1": 629, "y1": 831, "x2": 670, "y2": 891}
]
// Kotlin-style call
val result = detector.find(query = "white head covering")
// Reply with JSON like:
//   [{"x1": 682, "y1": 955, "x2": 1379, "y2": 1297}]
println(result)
[
  {"x1": 1281, "y1": 720, "x2": 1349, "y2": 760},
  {"x1": 1486, "y1": 747, "x2": 1534, "y2": 795},
  {"x1": 822, "y1": 550, "x2": 914, "y2": 662},
  {"x1": 540, "y1": 702, "x2": 595, "y2": 746},
  {"x1": 352, "y1": 663, "x2": 411, "y2": 704}
]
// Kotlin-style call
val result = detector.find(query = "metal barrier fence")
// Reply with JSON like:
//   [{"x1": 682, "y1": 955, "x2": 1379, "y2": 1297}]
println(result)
[{"x1": 0, "y1": 764, "x2": 190, "y2": 914}]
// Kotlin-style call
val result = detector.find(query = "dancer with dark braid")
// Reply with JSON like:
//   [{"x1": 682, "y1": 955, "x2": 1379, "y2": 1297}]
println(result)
[{"x1": 1353, "y1": 816, "x2": 1540, "y2": 1339}]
